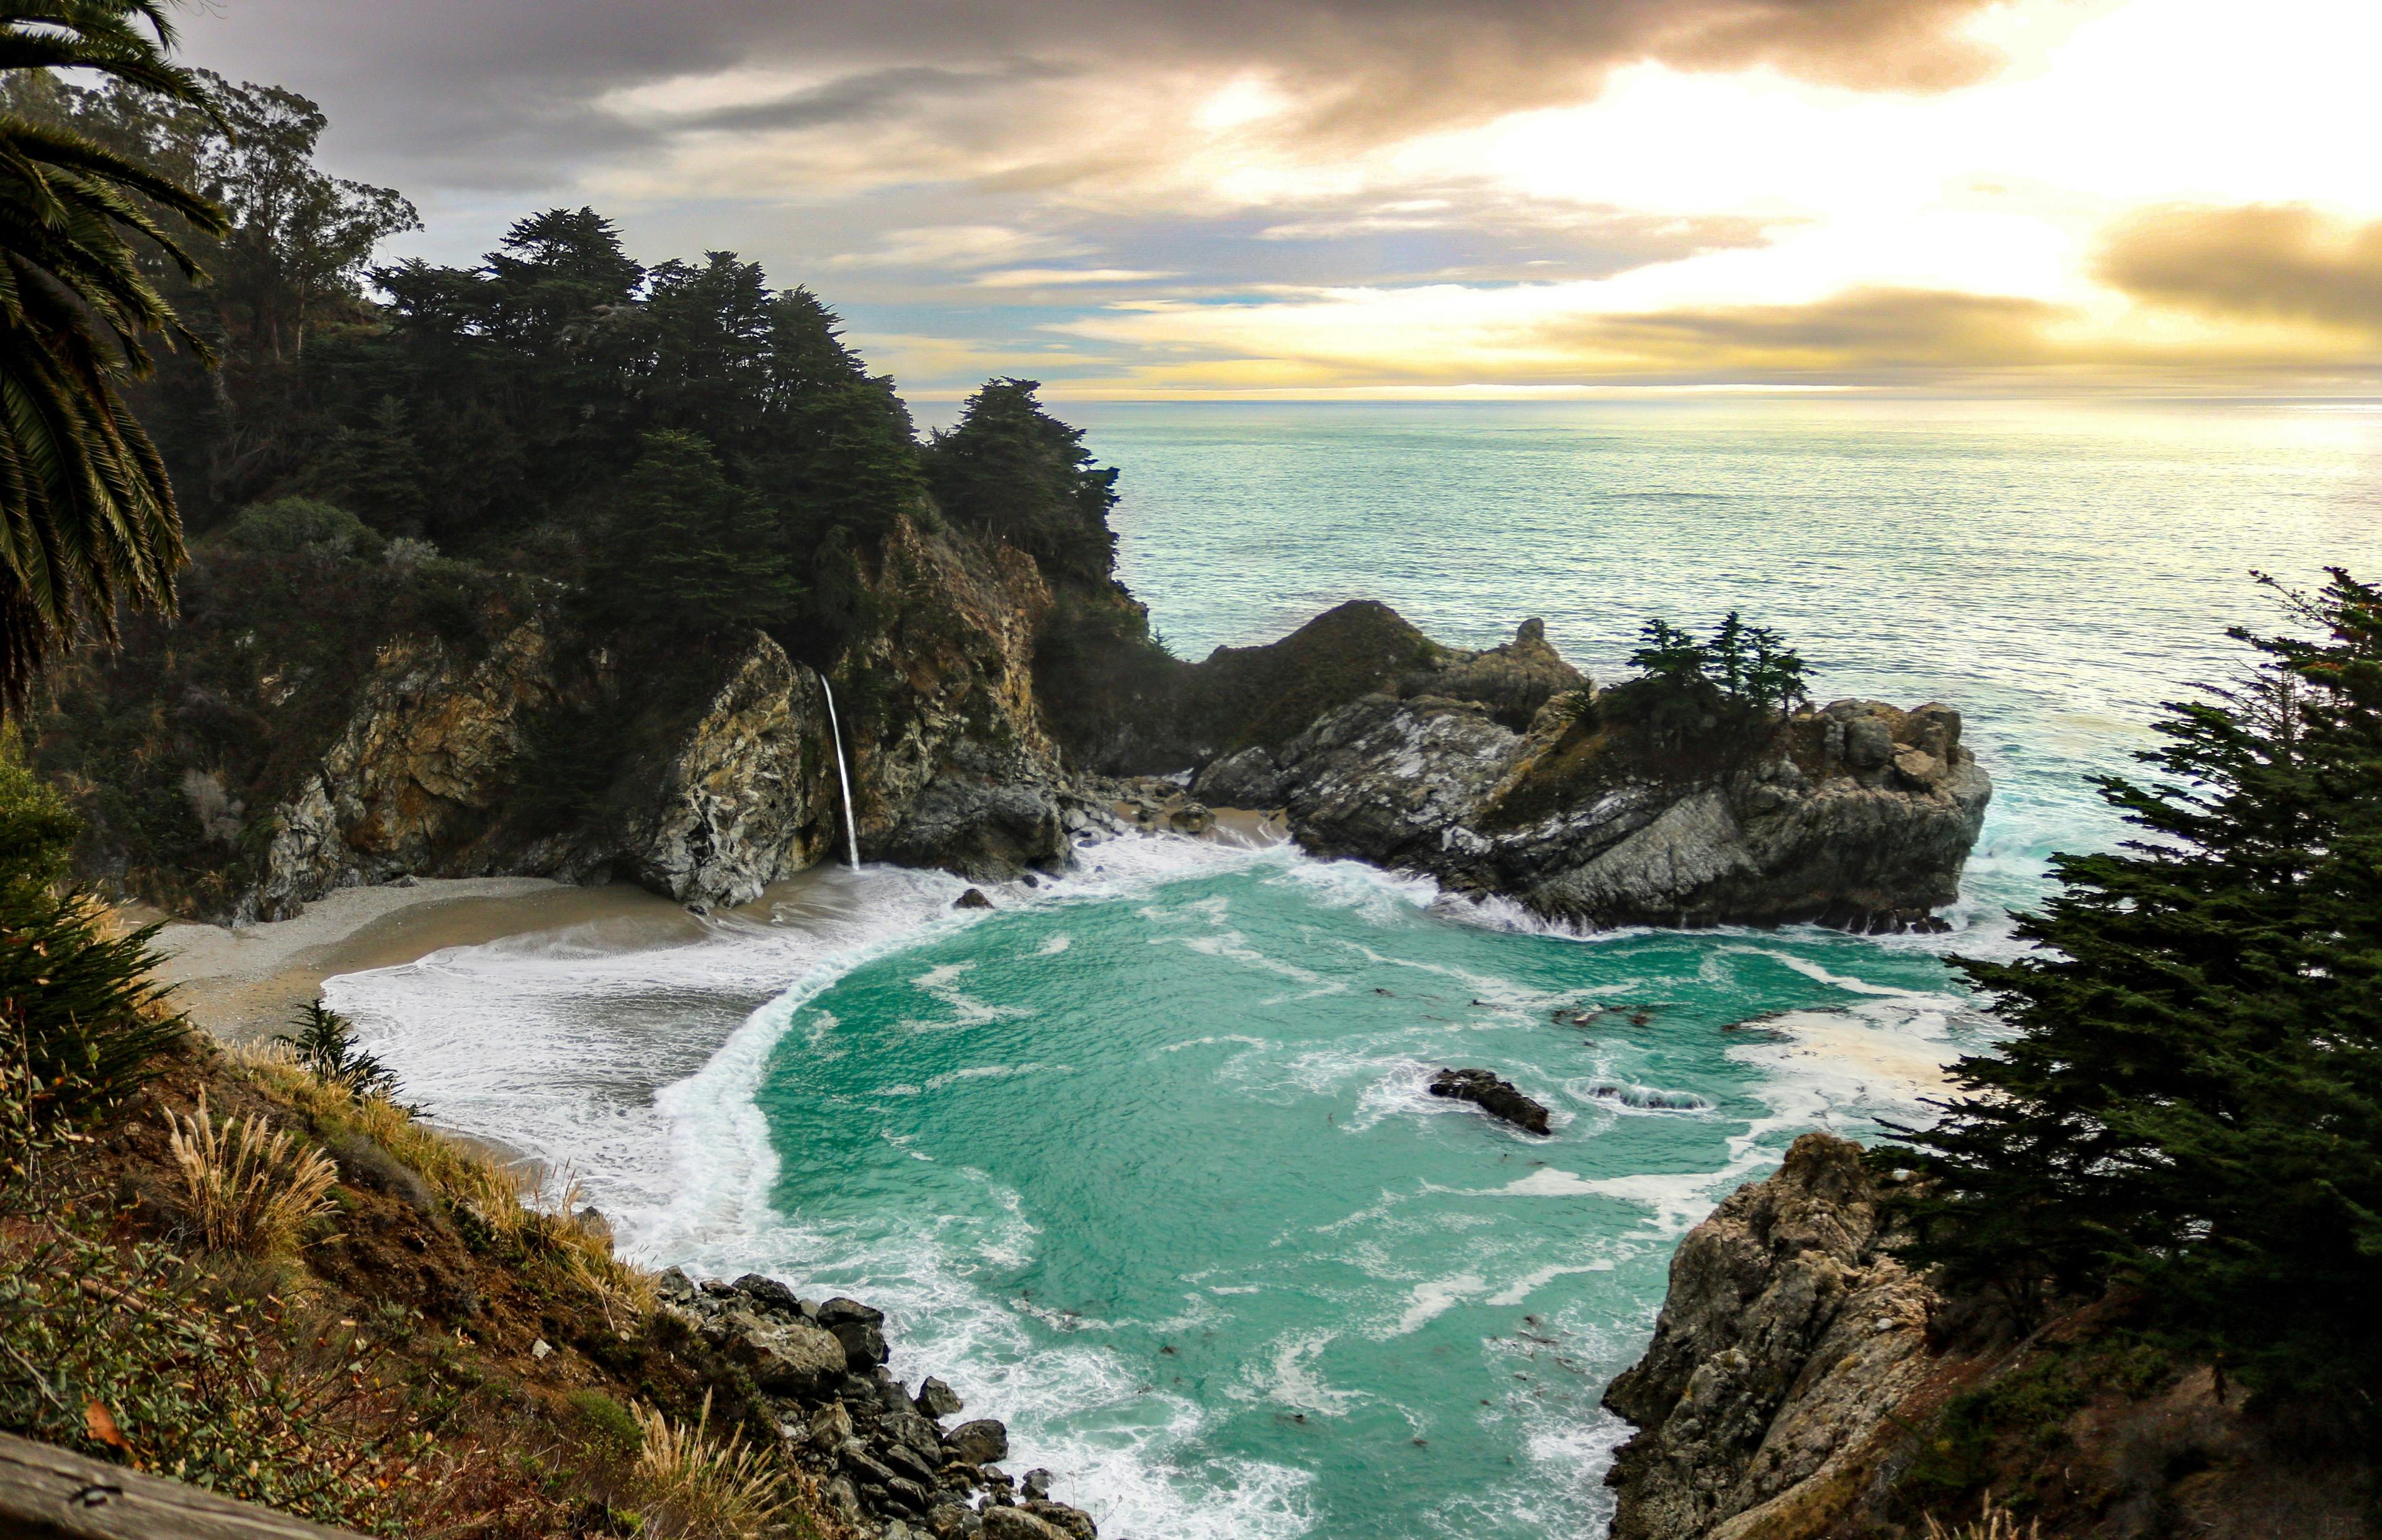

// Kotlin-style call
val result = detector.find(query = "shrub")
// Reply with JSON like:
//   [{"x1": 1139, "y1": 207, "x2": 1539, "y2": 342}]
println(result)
[
  {"x1": 0, "y1": 725, "x2": 77, "y2": 889},
  {"x1": 570, "y1": 1388, "x2": 644, "y2": 1458},
  {"x1": 166, "y1": 1089, "x2": 340, "y2": 1255},
  {"x1": 275, "y1": 999, "x2": 401, "y2": 1103},
  {"x1": 216, "y1": 497, "x2": 385, "y2": 560},
  {"x1": 0, "y1": 1225, "x2": 413, "y2": 1528},
  {"x1": 632, "y1": 1389, "x2": 788, "y2": 1539},
  {"x1": 1925, "y1": 1495, "x2": 2040, "y2": 1540},
  {"x1": 0, "y1": 885, "x2": 187, "y2": 1141}
]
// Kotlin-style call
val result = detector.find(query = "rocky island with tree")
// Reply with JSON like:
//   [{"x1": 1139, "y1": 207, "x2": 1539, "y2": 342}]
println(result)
[{"x1": 0, "y1": 6, "x2": 2373, "y2": 1539}]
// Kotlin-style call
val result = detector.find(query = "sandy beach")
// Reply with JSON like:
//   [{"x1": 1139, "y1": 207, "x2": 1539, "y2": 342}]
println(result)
[
  {"x1": 146, "y1": 876, "x2": 702, "y2": 1043},
  {"x1": 143, "y1": 812, "x2": 1289, "y2": 1044}
]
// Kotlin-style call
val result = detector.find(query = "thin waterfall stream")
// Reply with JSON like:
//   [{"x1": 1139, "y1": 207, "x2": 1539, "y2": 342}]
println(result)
[{"x1": 816, "y1": 669, "x2": 862, "y2": 871}]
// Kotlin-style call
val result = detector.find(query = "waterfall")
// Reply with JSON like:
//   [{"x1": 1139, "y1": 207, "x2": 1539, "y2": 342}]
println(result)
[{"x1": 814, "y1": 669, "x2": 862, "y2": 871}]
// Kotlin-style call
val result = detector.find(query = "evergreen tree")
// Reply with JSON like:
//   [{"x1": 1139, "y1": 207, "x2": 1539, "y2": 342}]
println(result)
[
  {"x1": 582, "y1": 430, "x2": 801, "y2": 636},
  {"x1": 1893, "y1": 570, "x2": 2382, "y2": 1430},
  {"x1": 926, "y1": 378, "x2": 1118, "y2": 585}
]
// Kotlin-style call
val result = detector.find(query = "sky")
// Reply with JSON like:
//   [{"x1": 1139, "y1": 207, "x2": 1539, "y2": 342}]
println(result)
[{"x1": 180, "y1": 0, "x2": 2382, "y2": 399}]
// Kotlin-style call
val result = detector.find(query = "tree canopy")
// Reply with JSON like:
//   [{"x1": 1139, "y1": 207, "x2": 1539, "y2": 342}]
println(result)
[{"x1": 1893, "y1": 569, "x2": 2382, "y2": 1435}]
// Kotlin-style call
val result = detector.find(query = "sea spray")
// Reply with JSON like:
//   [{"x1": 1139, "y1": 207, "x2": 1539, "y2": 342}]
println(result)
[{"x1": 816, "y1": 668, "x2": 861, "y2": 871}]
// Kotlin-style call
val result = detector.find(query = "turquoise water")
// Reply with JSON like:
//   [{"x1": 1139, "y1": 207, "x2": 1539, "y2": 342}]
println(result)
[{"x1": 331, "y1": 399, "x2": 2381, "y2": 1540}]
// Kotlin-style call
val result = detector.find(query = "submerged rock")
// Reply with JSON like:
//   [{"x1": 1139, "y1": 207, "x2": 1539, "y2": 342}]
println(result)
[{"x1": 1428, "y1": 1067, "x2": 1553, "y2": 1135}]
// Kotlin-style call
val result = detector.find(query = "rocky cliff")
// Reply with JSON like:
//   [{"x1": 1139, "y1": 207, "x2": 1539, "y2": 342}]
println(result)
[
  {"x1": 1601, "y1": 1135, "x2": 2375, "y2": 1540},
  {"x1": 1602, "y1": 1134, "x2": 1938, "y2": 1540},
  {"x1": 43, "y1": 494, "x2": 1986, "y2": 932},
  {"x1": 1188, "y1": 617, "x2": 1989, "y2": 931}
]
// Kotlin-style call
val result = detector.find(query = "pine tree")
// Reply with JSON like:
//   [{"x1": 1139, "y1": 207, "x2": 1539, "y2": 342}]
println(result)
[
  {"x1": 926, "y1": 378, "x2": 1118, "y2": 586},
  {"x1": 1893, "y1": 570, "x2": 2382, "y2": 1428},
  {"x1": 583, "y1": 429, "x2": 802, "y2": 636}
]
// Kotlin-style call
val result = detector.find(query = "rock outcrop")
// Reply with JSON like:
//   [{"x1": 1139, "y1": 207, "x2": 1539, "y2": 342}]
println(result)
[
  {"x1": 1190, "y1": 620, "x2": 1988, "y2": 931},
  {"x1": 1428, "y1": 1067, "x2": 1553, "y2": 1134},
  {"x1": 660, "y1": 1268, "x2": 1100, "y2": 1540},
  {"x1": 1602, "y1": 1133, "x2": 1935, "y2": 1540},
  {"x1": 246, "y1": 625, "x2": 849, "y2": 920},
  {"x1": 209, "y1": 511, "x2": 1099, "y2": 919}
]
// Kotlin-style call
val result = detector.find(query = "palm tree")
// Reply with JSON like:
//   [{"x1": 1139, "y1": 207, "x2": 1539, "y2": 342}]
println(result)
[{"x1": 0, "y1": 0, "x2": 225, "y2": 710}]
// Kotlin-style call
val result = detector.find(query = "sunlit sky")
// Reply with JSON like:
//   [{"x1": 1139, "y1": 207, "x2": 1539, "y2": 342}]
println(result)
[{"x1": 187, "y1": 0, "x2": 2382, "y2": 398}]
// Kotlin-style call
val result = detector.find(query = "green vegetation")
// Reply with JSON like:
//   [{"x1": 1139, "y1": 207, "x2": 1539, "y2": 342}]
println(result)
[
  {"x1": 1, "y1": 728, "x2": 184, "y2": 1160},
  {"x1": 1892, "y1": 568, "x2": 2382, "y2": 1441},
  {"x1": 0, "y1": 1, "x2": 227, "y2": 706},
  {"x1": 927, "y1": 377, "x2": 1122, "y2": 587},
  {"x1": 1626, "y1": 612, "x2": 1812, "y2": 711},
  {"x1": 275, "y1": 1000, "x2": 400, "y2": 1103}
]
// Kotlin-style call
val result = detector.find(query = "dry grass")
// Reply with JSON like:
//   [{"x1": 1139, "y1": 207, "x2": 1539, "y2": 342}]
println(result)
[
  {"x1": 631, "y1": 1389, "x2": 790, "y2": 1539},
  {"x1": 1925, "y1": 1494, "x2": 2042, "y2": 1540},
  {"x1": 230, "y1": 1041, "x2": 660, "y2": 1316},
  {"x1": 166, "y1": 1088, "x2": 339, "y2": 1254}
]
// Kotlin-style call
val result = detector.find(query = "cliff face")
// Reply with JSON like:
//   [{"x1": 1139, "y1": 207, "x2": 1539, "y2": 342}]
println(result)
[
  {"x1": 1188, "y1": 618, "x2": 1988, "y2": 932},
  {"x1": 1602, "y1": 1134, "x2": 1936, "y2": 1540},
  {"x1": 48, "y1": 509, "x2": 1091, "y2": 921},
  {"x1": 837, "y1": 512, "x2": 1077, "y2": 879},
  {"x1": 1602, "y1": 1136, "x2": 2376, "y2": 1540},
  {"x1": 248, "y1": 625, "x2": 846, "y2": 920}
]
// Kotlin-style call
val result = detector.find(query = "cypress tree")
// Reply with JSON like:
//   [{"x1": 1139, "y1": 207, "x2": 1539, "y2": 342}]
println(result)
[{"x1": 1893, "y1": 569, "x2": 2382, "y2": 1428}]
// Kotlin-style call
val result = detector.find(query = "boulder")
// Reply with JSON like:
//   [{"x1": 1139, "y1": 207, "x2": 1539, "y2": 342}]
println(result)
[
  {"x1": 945, "y1": 1418, "x2": 1010, "y2": 1467},
  {"x1": 1428, "y1": 1068, "x2": 1552, "y2": 1136},
  {"x1": 955, "y1": 888, "x2": 994, "y2": 910},
  {"x1": 731, "y1": 1273, "x2": 807, "y2": 1318},
  {"x1": 1024, "y1": 1501, "x2": 1097, "y2": 1540},
  {"x1": 724, "y1": 1313, "x2": 848, "y2": 1397},
  {"x1": 980, "y1": 1508, "x2": 1071, "y2": 1540},
  {"x1": 917, "y1": 1376, "x2": 966, "y2": 1419}
]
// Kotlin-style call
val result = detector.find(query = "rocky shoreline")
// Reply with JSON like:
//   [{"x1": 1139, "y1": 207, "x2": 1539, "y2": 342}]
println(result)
[{"x1": 659, "y1": 1270, "x2": 1094, "y2": 1540}]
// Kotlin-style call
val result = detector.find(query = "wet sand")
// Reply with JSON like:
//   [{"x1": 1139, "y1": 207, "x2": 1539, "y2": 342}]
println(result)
[
  {"x1": 149, "y1": 877, "x2": 699, "y2": 1043},
  {"x1": 146, "y1": 815, "x2": 1287, "y2": 1043}
]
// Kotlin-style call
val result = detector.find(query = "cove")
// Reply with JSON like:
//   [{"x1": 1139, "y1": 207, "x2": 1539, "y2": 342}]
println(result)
[{"x1": 675, "y1": 846, "x2": 1990, "y2": 1539}]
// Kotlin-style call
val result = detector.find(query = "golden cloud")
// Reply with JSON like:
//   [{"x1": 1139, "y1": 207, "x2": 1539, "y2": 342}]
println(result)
[{"x1": 2097, "y1": 203, "x2": 2382, "y2": 334}]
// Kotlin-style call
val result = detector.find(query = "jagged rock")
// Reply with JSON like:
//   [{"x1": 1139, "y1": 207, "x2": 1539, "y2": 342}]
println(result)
[
  {"x1": 1602, "y1": 1133, "x2": 1935, "y2": 1540},
  {"x1": 1024, "y1": 1501, "x2": 1097, "y2": 1540},
  {"x1": 721, "y1": 1310, "x2": 848, "y2": 1397},
  {"x1": 955, "y1": 888, "x2": 993, "y2": 910},
  {"x1": 1271, "y1": 693, "x2": 1524, "y2": 870},
  {"x1": 980, "y1": 1509, "x2": 1071, "y2": 1540},
  {"x1": 1239, "y1": 642, "x2": 1987, "y2": 930},
  {"x1": 1020, "y1": 1469, "x2": 1053, "y2": 1500},
  {"x1": 830, "y1": 1316, "x2": 892, "y2": 1372},
  {"x1": 819, "y1": 1297, "x2": 887, "y2": 1327},
  {"x1": 1189, "y1": 745, "x2": 1285, "y2": 808},
  {"x1": 620, "y1": 634, "x2": 845, "y2": 906},
  {"x1": 811, "y1": 1402, "x2": 856, "y2": 1446},
  {"x1": 917, "y1": 1377, "x2": 965, "y2": 1419},
  {"x1": 945, "y1": 1418, "x2": 1010, "y2": 1467},
  {"x1": 1428, "y1": 1068, "x2": 1553, "y2": 1135},
  {"x1": 656, "y1": 1266, "x2": 697, "y2": 1304},
  {"x1": 1398, "y1": 618, "x2": 1587, "y2": 730},
  {"x1": 842, "y1": 516, "x2": 1075, "y2": 880},
  {"x1": 731, "y1": 1273, "x2": 808, "y2": 1319}
]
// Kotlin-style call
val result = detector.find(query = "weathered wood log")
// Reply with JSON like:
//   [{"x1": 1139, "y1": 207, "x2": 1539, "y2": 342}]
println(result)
[{"x1": 0, "y1": 1431, "x2": 364, "y2": 1539}]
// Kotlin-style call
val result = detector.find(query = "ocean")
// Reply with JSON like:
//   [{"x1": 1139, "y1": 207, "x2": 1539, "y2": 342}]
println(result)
[{"x1": 324, "y1": 396, "x2": 2379, "y2": 1539}]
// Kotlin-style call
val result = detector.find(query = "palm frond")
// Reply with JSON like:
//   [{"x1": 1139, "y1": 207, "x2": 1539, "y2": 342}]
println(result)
[{"x1": 0, "y1": 0, "x2": 222, "y2": 710}]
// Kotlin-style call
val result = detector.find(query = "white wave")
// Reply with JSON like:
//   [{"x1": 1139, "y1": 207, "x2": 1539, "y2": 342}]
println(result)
[{"x1": 1388, "y1": 1274, "x2": 1487, "y2": 1337}]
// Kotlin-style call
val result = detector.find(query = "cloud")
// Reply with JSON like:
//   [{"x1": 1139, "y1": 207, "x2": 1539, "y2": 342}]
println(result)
[
  {"x1": 972, "y1": 268, "x2": 1182, "y2": 287},
  {"x1": 1048, "y1": 278, "x2": 2382, "y2": 393},
  {"x1": 2097, "y1": 204, "x2": 2382, "y2": 333},
  {"x1": 184, "y1": 0, "x2": 2021, "y2": 197}
]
